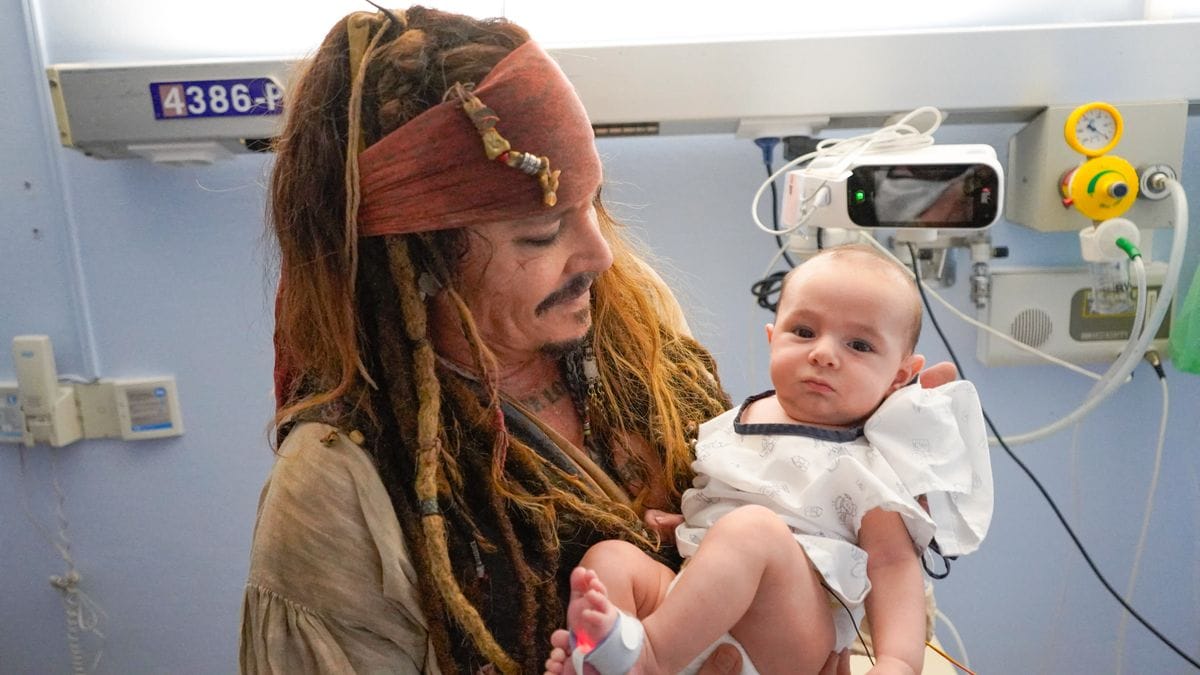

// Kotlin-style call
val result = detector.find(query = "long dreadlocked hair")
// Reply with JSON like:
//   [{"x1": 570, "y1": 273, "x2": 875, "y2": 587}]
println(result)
[{"x1": 269, "y1": 7, "x2": 731, "y2": 673}]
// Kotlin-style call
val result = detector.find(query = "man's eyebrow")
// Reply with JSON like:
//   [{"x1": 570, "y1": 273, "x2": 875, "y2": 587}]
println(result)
[
  {"x1": 507, "y1": 210, "x2": 564, "y2": 229},
  {"x1": 511, "y1": 192, "x2": 598, "y2": 229}
]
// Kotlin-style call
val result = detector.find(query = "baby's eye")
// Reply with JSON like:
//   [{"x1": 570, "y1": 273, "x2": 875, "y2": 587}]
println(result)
[
  {"x1": 793, "y1": 326, "x2": 815, "y2": 338},
  {"x1": 849, "y1": 339, "x2": 874, "y2": 353}
]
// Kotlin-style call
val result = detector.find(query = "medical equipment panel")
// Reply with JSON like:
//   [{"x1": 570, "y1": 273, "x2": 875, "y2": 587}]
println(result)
[
  {"x1": 978, "y1": 264, "x2": 1171, "y2": 366},
  {"x1": 1006, "y1": 101, "x2": 1186, "y2": 232}
]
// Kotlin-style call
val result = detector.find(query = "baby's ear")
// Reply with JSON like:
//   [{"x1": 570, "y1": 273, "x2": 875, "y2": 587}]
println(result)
[
  {"x1": 891, "y1": 353, "x2": 926, "y2": 393},
  {"x1": 765, "y1": 323, "x2": 775, "y2": 344}
]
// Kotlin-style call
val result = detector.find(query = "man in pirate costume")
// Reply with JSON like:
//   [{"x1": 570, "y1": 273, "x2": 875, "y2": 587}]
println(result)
[
  {"x1": 239, "y1": 6, "x2": 957, "y2": 674},
  {"x1": 240, "y1": 6, "x2": 740, "y2": 674}
]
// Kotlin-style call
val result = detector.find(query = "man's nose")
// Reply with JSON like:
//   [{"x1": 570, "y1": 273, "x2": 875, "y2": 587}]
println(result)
[{"x1": 567, "y1": 205, "x2": 613, "y2": 275}]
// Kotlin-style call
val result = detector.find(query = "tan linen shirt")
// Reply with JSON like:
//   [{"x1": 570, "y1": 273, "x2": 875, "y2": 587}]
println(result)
[{"x1": 240, "y1": 422, "x2": 440, "y2": 674}]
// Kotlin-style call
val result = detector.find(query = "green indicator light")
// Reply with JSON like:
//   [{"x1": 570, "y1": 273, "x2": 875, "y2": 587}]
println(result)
[{"x1": 854, "y1": 190, "x2": 866, "y2": 203}]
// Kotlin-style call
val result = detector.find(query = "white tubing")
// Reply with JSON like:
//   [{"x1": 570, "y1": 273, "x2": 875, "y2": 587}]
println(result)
[
  {"x1": 997, "y1": 179, "x2": 1188, "y2": 446},
  {"x1": 1113, "y1": 373, "x2": 1169, "y2": 674}
]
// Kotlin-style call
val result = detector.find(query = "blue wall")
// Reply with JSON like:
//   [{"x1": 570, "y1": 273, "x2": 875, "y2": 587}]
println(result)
[{"x1": 3, "y1": 0, "x2": 1199, "y2": 672}]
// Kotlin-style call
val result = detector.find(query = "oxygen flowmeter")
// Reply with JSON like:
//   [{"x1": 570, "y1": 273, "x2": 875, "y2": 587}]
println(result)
[
  {"x1": 1060, "y1": 102, "x2": 1139, "y2": 221},
  {"x1": 1055, "y1": 102, "x2": 1145, "y2": 314}
]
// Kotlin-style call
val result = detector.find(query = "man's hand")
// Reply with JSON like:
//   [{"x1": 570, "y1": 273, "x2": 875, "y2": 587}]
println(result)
[
  {"x1": 697, "y1": 643, "x2": 744, "y2": 674},
  {"x1": 918, "y1": 362, "x2": 957, "y2": 389},
  {"x1": 642, "y1": 509, "x2": 684, "y2": 540}
]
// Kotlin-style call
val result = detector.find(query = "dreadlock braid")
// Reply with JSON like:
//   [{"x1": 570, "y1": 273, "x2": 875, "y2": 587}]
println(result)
[
  {"x1": 385, "y1": 237, "x2": 519, "y2": 674},
  {"x1": 355, "y1": 237, "x2": 458, "y2": 668}
]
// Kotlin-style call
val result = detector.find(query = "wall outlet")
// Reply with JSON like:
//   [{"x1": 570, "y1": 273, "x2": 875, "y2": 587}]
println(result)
[
  {"x1": 7, "y1": 377, "x2": 184, "y2": 443},
  {"x1": 113, "y1": 377, "x2": 183, "y2": 440},
  {"x1": 75, "y1": 380, "x2": 121, "y2": 439}
]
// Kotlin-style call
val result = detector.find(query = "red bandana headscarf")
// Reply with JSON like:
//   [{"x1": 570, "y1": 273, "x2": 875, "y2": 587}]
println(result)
[{"x1": 357, "y1": 40, "x2": 602, "y2": 236}]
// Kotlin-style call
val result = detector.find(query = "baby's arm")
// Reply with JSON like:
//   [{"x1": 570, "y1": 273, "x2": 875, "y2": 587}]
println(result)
[{"x1": 858, "y1": 508, "x2": 926, "y2": 675}]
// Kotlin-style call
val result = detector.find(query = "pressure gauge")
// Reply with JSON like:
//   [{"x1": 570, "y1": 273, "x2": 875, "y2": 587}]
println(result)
[{"x1": 1064, "y1": 102, "x2": 1123, "y2": 157}]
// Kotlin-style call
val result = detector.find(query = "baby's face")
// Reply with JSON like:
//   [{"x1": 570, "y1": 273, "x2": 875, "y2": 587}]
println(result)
[{"x1": 767, "y1": 257, "x2": 920, "y2": 427}]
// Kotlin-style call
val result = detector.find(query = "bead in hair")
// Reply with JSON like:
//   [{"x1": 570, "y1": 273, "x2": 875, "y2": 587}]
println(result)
[{"x1": 447, "y1": 82, "x2": 561, "y2": 206}]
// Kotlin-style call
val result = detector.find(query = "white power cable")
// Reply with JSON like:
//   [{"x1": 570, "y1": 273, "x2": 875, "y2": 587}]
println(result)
[
  {"x1": 18, "y1": 447, "x2": 106, "y2": 673},
  {"x1": 934, "y1": 608, "x2": 971, "y2": 670},
  {"x1": 862, "y1": 238, "x2": 1107, "y2": 381},
  {"x1": 750, "y1": 107, "x2": 944, "y2": 237},
  {"x1": 917, "y1": 276, "x2": 1105, "y2": 381},
  {"x1": 1113, "y1": 371, "x2": 1169, "y2": 675}
]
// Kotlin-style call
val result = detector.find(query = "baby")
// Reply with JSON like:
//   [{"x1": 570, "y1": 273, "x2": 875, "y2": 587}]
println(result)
[{"x1": 545, "y1": 244, "x2": 993, "y2": 675}]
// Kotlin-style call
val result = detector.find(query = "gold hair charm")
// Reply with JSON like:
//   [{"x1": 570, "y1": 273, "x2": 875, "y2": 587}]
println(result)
[{"x1": 448, "y1": 83, "x2": 560, "y2": 206}]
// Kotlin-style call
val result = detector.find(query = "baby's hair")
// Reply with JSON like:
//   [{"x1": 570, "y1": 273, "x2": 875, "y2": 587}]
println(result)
[{"x1": 778, "y1": 244, "x2": 923, "y2": 353}]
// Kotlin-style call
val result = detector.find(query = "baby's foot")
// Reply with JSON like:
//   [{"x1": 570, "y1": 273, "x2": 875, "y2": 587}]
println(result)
[
  {"x1": 567, "y1": 567, "x2": 619, "y2": 657},
  {"x1": 543, "y1": 566, "x2": 638, "y2": 675}
]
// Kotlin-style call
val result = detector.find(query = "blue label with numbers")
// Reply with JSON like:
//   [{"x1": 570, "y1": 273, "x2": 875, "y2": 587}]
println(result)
[{"x1": 149, "y1": 78, "x2": 284, "y2": 120}]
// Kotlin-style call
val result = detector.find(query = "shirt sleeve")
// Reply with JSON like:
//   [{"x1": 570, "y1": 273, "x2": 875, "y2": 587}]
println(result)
[
  {"x1": 863, "y1": 381, "x2": 994, "y2": 557},
  {"x1": 240, "y1": 423, "x2": 441, "y2": 674}
]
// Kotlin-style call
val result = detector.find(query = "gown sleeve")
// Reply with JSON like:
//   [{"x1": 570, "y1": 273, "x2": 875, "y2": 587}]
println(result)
[
  {"x1": 240, "y1": 423, "x2": 441, "y2": 674},
  {"x1": 863, "y1": 381, "x2": 994, "y2": 557}
]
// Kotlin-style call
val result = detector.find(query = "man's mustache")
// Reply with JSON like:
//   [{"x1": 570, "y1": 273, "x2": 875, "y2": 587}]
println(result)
[{"x1": 535, "y1": 274, "x2": 598, "y2": 316}]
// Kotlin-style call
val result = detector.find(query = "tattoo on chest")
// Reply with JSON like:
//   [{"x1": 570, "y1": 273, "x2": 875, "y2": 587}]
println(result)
[{"x1": 521, "y1": 381, "x2": 569, "y2": 413}]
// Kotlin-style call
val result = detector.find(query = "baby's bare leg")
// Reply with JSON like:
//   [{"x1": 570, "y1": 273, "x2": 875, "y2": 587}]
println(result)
[
  {"x1": 578, "y1": 539, "x2": 677, "y2": 619},
  {"x1": 645, "y1": 504, "x2": 835, "y2": 674}
]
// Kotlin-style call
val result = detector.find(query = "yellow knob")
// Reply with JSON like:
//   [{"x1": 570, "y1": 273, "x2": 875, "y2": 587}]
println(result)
[
  {"x1": 1066, "y1": 155, "x2": 1139, "y2": 220},
  {"x1": 1095, "y1": 173, "x2": 1130, "y2": 199}
]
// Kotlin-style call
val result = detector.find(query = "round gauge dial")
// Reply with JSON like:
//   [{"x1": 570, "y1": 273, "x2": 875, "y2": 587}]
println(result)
[{"x1": 1064, "y1": 102, "x2": 1123, "y2": 157}]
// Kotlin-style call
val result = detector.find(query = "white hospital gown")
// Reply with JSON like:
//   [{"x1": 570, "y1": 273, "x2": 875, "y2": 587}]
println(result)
[{"x1": 675, "y1": 381, "x2": 993, "y2": 662}]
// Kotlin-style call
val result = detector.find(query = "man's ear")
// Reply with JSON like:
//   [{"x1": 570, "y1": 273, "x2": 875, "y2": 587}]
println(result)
[{"x1": 891, "y1": 353, "x2": 926, "y2": 393}]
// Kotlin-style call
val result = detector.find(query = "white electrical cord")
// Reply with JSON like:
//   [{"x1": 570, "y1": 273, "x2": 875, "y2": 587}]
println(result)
[
  {"x1": 18, "y1": 447, "x2": 106, "y2": 674},
  {"x1": 750, "y1": 107, "x2": 945, "y2": 237},
  {"x1": 916, "y1": 274, "x2": 1105, "y2": 381},
  {"x1": 1113, "y1": 371, "x2": 1169, "y2": 675},
  {"x1": 862, "y1": 239, "x2": 1107, "y2": 381},
  {"x1": 997, "y1": 180, "x2": 1187, "y2": 446},
  {"x1": 934, "y1": 608, "x2": 971, "y2": 670}
]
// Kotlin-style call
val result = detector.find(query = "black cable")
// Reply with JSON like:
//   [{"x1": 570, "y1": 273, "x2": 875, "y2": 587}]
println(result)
[
  {"x1": 748, "y1": 139, "x2": 796, "y2": 313},
  {"x1": 822, "y1": 580, "x2": 875, "y2": 666},
  {"x1": 750, "y1": 271, "x2": 788, "y2": 312},
  {"x1": 754, "y1": 138, "x2": 796, "y2": 268},
  {"x1": 904, "y1": 243, "x2": 1200, "y2": 671}
]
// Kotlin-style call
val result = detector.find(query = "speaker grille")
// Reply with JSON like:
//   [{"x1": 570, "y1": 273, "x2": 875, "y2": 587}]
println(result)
[{"x1": 1010, "y1": 308, "x2": 1053, "y2": 347}]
